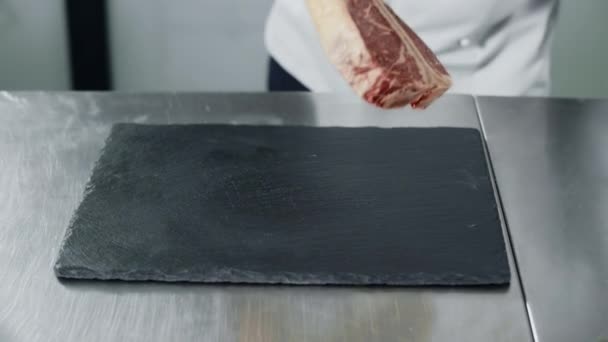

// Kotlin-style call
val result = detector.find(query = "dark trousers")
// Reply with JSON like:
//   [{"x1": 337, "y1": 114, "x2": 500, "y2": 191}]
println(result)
[{"x1": 267, "y1": 58, "x2": 310, "y2": 92}]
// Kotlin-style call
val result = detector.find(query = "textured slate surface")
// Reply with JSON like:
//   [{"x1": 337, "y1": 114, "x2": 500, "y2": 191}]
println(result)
[{"x1": 54, "y1": 124, "x2": 510, "y2": 286}]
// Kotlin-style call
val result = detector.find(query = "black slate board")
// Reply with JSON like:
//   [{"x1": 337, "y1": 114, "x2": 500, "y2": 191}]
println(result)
[{"x1": 54, "y1": 124, "x2": 510, "y2": 286}]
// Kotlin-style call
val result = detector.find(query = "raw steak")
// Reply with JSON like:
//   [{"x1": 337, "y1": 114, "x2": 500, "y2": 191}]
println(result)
[{"x1": 307, "y1": 0, "x2": 452, "y2": 109}]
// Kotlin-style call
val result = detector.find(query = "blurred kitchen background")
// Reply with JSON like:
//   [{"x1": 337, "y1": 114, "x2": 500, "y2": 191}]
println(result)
[{"x1": 0, "y1": 0, "x2": 607, "y2": 98}]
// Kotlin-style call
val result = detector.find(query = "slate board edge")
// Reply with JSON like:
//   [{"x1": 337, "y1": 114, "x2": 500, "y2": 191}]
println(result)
[
  {"x1": 53, "y1": 125, "x2": 121, "y2": 275},
  {"x1": 55, "y1": 265, "x2": 510, "y2": 287}
]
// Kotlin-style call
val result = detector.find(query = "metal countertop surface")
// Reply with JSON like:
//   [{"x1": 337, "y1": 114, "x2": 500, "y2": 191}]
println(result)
[
  {"x1": 478, "y1": 96, "x2": 608, "y2": 342},
  {"x1": 0, "y1": 92, "x2": 533, "y2": 341}
]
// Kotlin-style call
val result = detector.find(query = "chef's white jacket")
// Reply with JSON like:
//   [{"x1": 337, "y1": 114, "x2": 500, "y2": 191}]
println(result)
[{"x1": 265, "y1": 0, "x2": 559, "y2": 96}]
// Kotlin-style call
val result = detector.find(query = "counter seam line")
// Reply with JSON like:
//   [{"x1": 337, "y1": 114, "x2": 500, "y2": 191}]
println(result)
[{"x1": 473, "y1": 95, "x2": 537, "y2": 342}]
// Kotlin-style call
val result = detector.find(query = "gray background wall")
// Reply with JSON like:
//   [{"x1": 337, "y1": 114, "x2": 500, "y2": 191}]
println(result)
[
  {"x1": 550, "y1": 1, "x2": 608, "y2": 98},
  {"x1": 0, "y1": 0, "x2": 69, "y2": 90},
  {"x1": 109, "y1": 0, "x2": 274, "y2": 91},
  {"x1": 0, "y1": 0, "x2": 606, "y2": 98}
]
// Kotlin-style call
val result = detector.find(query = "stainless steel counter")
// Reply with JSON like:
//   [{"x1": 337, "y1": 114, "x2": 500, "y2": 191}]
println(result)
[
  {"x1": 478, "y1": 97, "x2": 608, "y2": 342},
  {"x1": 0, "y1": 92, "x2": 532, "y2": 341}
]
